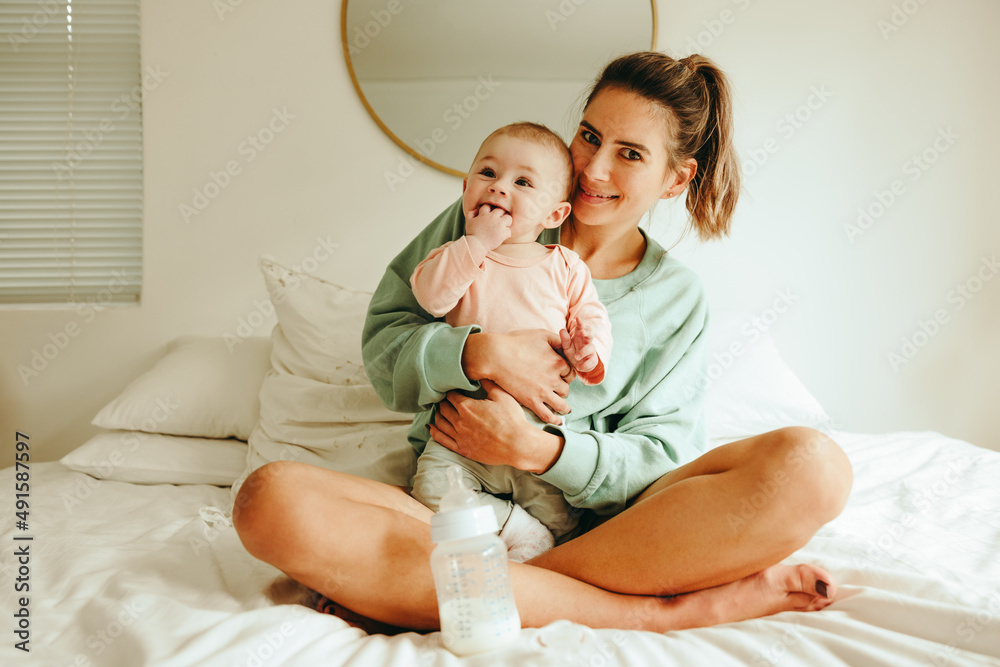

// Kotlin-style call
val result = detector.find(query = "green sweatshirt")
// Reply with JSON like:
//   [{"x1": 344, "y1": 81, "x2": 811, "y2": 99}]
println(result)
[{"x1": 362, "y1": 198, "x2": 709, "y2": 515}]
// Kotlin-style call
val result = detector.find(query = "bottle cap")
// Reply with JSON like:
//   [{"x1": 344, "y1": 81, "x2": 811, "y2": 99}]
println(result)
[{"x1": 430, "y1": 466, "x2": 499, "y2": 542}]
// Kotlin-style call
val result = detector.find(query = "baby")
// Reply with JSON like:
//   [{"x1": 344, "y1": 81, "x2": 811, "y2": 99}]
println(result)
[{"x1": 409, "y1": 122, "x2": 612, "y2": 562}]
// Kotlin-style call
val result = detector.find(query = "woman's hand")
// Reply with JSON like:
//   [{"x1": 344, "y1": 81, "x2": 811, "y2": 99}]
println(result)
[
  {"x1": 462, "y1": 330, "x2": 575, "y2": 425},
  {"x1": 430, "y1": 380, "x2": 564, "y2": 474}
]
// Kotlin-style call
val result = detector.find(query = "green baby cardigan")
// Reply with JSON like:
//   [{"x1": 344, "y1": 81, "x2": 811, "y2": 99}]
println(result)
[{"x1": 362, "y1": 198, "x2": 709, "y2": 515}]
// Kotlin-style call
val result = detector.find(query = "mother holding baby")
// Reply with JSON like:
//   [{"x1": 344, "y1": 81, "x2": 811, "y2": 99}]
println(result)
[{"x1": 234, "y1": 51, "x2": 853, "y2": 632}]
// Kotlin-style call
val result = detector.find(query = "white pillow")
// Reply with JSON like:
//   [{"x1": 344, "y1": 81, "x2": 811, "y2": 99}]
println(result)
[
  {"x1": 60, "y1": 431, "x2": 248, "y2": 485},
  {"x1": 701, "y1": 309, "x2": 833, "y2": 444},
  {"x1": 233, "y1": 257, "x2": 418, "y2": 498},
  {"x1": 92, "y1": 336, "x2": 272, "y2": 441}
]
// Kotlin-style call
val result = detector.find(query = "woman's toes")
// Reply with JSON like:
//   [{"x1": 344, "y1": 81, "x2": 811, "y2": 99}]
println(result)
[{"x1": 784, "y1": 563, "x2": 836, "y2": 601}]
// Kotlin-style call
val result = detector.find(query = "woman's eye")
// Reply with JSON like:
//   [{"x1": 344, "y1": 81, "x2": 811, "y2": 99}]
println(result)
[
  {"x1": 623, "y1": 149, "x2": 642, "y2": 161},
  {"x1": 581, "y1": 130, "x2": 599, "y2": 146},
  {"x1": 515, "y1": 177, "x2": 531, "y2": 187}
]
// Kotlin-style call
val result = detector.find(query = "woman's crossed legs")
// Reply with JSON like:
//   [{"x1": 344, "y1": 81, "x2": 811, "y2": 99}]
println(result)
[{"x1": 232, "y1": 426, "x2": 852, "y2": 632}]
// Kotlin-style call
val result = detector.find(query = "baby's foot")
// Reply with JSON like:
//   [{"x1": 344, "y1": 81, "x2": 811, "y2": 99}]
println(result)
[{"x1": 500, "y1": 504, "x2": 555, "y2": 563}]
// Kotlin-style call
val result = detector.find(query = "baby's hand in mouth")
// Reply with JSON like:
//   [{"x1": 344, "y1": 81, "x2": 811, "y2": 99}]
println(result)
[
  {"x1": 482, "y1": 203, "x2": 509, "y2": 216},
  {"x1": 466, "y1": 204, "x2": 513, "y2": 250}
]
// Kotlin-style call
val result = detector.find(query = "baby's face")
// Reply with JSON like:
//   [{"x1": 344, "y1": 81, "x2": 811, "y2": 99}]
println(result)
[{"x1": 463, "y1": 135, "x2": 569, "y2": 243}]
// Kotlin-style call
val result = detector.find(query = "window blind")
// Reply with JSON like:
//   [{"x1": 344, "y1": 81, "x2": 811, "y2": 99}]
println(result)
[{"x1": 0, "y1": 0, "x2": 142, "y2": 306}]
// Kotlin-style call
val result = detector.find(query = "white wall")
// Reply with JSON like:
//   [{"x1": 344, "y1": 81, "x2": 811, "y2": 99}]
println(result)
[
  {"x1": 657, "y1": 0, "x2": 999, "y2": 448},
  {"x1": 1, "y1": 0, "x2": 996, "y2": 463}
]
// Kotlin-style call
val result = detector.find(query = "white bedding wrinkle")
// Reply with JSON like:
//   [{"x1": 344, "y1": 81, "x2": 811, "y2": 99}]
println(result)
[{"x1": 2, "y1": 429, "x2": 1000, "y2": 666}]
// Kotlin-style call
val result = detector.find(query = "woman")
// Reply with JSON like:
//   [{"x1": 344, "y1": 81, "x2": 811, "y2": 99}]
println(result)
[{"x1": 234, "y1": 52, "x2": 853, "y2": 633}]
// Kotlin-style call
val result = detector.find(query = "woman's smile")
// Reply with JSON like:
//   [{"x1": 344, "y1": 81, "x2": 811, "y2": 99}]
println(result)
[{"x1": 576, "y1": 183, "x2": 619, "y2": 203}]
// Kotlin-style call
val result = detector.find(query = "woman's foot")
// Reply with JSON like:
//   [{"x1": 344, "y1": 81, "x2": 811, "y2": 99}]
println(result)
[{"x1": 639, "y1": 563, "x2": 837, "y2": 632}]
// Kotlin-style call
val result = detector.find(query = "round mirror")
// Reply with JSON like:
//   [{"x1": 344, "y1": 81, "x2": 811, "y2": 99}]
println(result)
[{"x1": 342, "y1": 1, "x2": 657, "y2": 177}]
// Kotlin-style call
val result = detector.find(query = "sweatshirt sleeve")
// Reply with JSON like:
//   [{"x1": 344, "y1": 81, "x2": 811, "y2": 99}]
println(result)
[
  {"x1": 410, "y1": 236, "x2": 490, "y2": 317},
  {"x1": 362, "y1": 198, "x2": 481, "y2": 413},
  {"x1": 537, "y1": 263, "x2": 710, "y2": 515}
]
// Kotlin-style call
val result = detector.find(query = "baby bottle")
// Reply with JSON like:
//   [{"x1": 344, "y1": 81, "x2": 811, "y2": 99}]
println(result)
[{"x1": 430, "y1": 465, "x2": 521, "y2": 655}]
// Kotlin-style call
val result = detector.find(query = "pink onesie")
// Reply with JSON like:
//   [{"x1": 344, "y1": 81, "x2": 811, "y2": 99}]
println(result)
[{"x1": 410, "y1": 236, "x2": 612, "y2": 384}]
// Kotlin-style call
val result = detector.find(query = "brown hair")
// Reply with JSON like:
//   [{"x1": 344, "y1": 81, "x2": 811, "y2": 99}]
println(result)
[
  {"x1": 586, "y1": 51, "x2": 740, "y2": 241},
  {"x1": 482, "y1": 122, "x2": 574, "y2": 202}
]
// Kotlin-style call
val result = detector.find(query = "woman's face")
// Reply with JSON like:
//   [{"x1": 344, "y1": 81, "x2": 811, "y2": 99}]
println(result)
[{"x1": 568, "y1": 87, "x2": 692, "y2": 232}]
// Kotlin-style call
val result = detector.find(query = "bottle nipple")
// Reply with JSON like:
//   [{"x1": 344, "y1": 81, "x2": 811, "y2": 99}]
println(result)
[
  {"x1": 439, "y1": 466, "x2": 479, "y2": 513},
  {"x1": 430, "y1": 466, "x2": 499, "y2": 542}
]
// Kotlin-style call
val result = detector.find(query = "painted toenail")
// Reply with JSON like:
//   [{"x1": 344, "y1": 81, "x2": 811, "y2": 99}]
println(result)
[{"x1": 816, "y1": 580, "x2": 829, "y2": 598}]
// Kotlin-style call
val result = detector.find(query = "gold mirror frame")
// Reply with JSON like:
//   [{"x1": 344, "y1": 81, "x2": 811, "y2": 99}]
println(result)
[{"x1": 341, "y1": 1, "x2": 658, "y2": 178}]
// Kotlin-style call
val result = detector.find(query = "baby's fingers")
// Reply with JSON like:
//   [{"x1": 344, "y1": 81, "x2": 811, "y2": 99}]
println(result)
[
  {"x1": 574, "y1": 341, "x2": 597, "y2": 360},
  {"x1": 571, "y1": 327, "x2": 594, "y2": 346},
  {"x1": 574, "y1": 353, "x2": 598, "y2": 373},
  {"x1": 559, "y1": 329, "x2": 574, "y2": 354}
]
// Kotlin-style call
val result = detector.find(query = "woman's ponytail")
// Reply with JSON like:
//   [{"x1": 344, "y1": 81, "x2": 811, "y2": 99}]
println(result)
[{"x1": 677, "y1": 55, "x2": 740, "y2": 240}]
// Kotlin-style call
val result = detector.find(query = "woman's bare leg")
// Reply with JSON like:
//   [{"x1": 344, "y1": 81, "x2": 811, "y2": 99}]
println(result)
[
  {"x1": 528, "y1": 427, "x2": 853, "y2": 595},
  {"x1": 232, "y1": 435, "x2": 843, "y2": 632}
]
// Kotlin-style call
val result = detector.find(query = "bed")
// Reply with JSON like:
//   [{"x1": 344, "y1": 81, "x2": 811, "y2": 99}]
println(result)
[{"x1": 5, "y1": 256, "x2": 999, "y2": 666}]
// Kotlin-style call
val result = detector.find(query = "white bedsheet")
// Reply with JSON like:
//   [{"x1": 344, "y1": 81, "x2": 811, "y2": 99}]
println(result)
[{"x1": 2, "y1": 429, "x2": 999, "y2": 666}]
